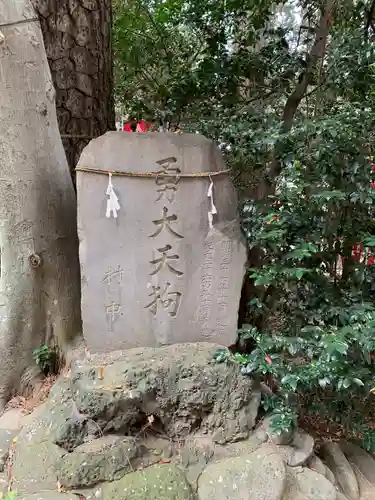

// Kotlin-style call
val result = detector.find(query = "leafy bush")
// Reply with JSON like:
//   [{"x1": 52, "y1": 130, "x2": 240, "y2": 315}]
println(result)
[
  {"x1": 239, "y1": 99, "x2": 375, "y2": 447},
  {"x1": 32, "y1": 345, "x2": 58, "y2": 376},
  {"x1": 113, "y1": 0, "x2": 375, "y2": 448}
]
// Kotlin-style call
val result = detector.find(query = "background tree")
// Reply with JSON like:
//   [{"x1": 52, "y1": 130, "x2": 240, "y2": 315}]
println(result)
[
  {"x1": 31, "y1": 0, "x2": 115, "y2": 177},
  {"x1": 0, "y1": 0, "x2": 81, "y2": 408}
]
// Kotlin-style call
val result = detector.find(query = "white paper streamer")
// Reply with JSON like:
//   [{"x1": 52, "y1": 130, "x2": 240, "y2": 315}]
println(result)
[
  {"x1": 207, "y1": 179, "x2": 217, "y2": 229},
  {"x1": 106, "y1": 173, "x2": 120, "y2": 218}
]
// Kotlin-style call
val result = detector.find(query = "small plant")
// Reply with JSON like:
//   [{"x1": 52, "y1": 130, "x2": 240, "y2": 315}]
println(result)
[
  {"x1": 267, "y1": 406, "x2": 297, "y2": 437},
  {"x1": 32, "y1": 345, "x2": 58, "y2": 375},
  {"x1": 0, "y1": 491, "x2": 17, "y2": 499}
]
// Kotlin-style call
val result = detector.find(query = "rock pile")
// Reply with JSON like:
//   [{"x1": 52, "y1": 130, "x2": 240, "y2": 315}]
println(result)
[{"x1": 0, "y1": 343, "x2": 373, "y2": 500}]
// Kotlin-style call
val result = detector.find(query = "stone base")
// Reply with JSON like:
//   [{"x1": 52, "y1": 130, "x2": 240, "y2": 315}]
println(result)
[{"x1": 1, "y1": 343, "x2": 374, "y2": 500}]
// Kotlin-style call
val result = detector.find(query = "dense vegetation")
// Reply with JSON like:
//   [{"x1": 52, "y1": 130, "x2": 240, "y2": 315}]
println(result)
[{"x1": 114, "y1": 0, "x2": 375, "y2": 448}]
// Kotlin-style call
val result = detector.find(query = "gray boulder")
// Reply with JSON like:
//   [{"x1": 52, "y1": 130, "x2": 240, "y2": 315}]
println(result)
[
  {"x1": 11, "y1": 416, "x2": 66, "y2": 496},
  {"x1": 71, "y1": 343, "x2": 261, "y2": 444},
  {"x1": 56, "y1": 435, "x2": 141, "y2": 488},
  {"x1": 283, "y1": 467, "x2": 336, "y2": 500},
  {"x1": 307, "y1": 454, "x2": 326, "y2": 477},
  {"x1": 197, "y1": 445, "x2": 286, "y2": 500},
  {"x1": 287, "y1": 429, "x2": 315, "y2": 466},
  {"x1": 340, "y1": 442, "x2": 375, "y2": 486},
  {"x1": 320, "y1": 442, "x2": 359, "y2": 500},
  {"x1": 11, "y1": 379, "x2": 73, "y2": 495},
  {"x1": 102, "y1": 463, "x2": 194, "y2": 500},
  {"x1": 0, "y1": 429, "x2": 17, "y2": 472},
  {"x1": 324, "y1": 465, "x2": 336, "y2": 485},
  {"x1": 336, "y1": 494, "x2": 349, "y2": 500}
]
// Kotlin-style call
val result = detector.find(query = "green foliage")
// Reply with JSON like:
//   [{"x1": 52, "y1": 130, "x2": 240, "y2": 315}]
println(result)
[
  {"x1": 238, "y1": 15, "x2": 375, "y2": 438},
  {"x1": 268, "y1": 407, "x2": 297, "y2": 437},
  {"x1": 113, "y1": 0, "x2": 375, "y2": 443},
  {"x1": 32, "y1": 345, "x2": 58, "y2": 376},
  {"x1": 113, "y1": 0, "x2": 285, "y2": 130}
]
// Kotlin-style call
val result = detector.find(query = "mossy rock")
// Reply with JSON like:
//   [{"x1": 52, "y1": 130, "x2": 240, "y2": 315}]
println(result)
[
  {"x1": 102, "y1": 464, "x2": 195, "y2": 500},
  {"x1": 56, "y1": 435, "x2": 141, "y2": 488}
]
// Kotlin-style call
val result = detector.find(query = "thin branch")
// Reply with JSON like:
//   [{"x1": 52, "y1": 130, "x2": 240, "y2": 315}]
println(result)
[
  {"x1": 365, "y1": 0, "x2": 375, "y2": 38},
  {"x1": 304, "y1": 79, "x2": 327, "y2": 99},
  {"x1": 264, "y1": 0, "x2": 336, "y2": 188},
  {"x1": 138, "y1": 2, "x2": 173, "y2": 70},
  {"x1": 282, "y1": 0, "x2": 335, "y2": 128}
]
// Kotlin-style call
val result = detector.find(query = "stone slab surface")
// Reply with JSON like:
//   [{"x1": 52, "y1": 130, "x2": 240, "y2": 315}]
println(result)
[{"x1": 77, "y1": 132, "x2": 246, "y2": 352}]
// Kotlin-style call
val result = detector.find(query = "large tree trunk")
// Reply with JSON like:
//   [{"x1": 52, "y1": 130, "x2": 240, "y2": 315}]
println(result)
[
  {"x1": 0, "y1": 0, "x2": 82, "y2": 407},
  {"x1": 31, "y1": 0, "x2": 115, "y2": 177}
]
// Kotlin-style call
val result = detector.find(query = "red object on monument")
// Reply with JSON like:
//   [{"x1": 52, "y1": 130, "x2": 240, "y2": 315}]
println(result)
[{"x1": 122, "y1": 120, "x2": 151, "y2": 132}]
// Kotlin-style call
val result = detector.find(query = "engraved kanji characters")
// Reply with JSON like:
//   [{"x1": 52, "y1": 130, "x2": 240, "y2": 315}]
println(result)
[
  {"x1": 145, "y1": 157, "x2": 184, "y2": 316},
  {"x1": 149, "y1": 244, "x2": 184, "y2": 277},
  {"x1": 144, "y1": 283, "x2": 182, "y2": 317},
  {"x1": 149, "y1": 206, "x2": 184, "y2": 239},
  {"x1": 103, "y1": 266, "x2": 124, "y2": 330},
  {"x1": 155, "y1": 157, "x2": 181, "y2": 203},
  {"x1": 103, "y1": 266, "x2": 124, "y2": 286},
  {"x1": 105, "y1": 302, "x2": 122, "y2": 330}
]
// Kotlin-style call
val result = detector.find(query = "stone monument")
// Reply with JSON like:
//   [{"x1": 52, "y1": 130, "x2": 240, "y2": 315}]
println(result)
[{"x1": 76, "y1": 132, "x2": 247, "y2": 352}]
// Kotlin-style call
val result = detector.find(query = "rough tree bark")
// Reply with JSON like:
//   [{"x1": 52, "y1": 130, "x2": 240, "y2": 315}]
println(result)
[
  {"x1": 30, "y1": 0, "x2": 115, "y2": 177},
  {"x1": 0, "y1": 0, "x2": 82, "y2": 407}
]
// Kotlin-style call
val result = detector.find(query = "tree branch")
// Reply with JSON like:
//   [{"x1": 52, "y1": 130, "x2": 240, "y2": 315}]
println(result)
[
  {"x1": 265, "y1": 0, "x2": 336, "y2": 184},
  {"x1": 365, "y1": 0, "x2": 375, "y2": 38},
  {"x1": 282, "y1": 0, "x2": 335, "y2": 128},
  {"x1": 138, "y1": 2, "x2": 173, "y2": 70}
]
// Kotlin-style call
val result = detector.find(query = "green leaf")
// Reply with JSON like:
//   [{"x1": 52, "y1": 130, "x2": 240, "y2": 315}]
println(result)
[
  {"x1": 254, "y1": 274, "x2": 274, "y2": 286},
  {"x1": 318, "y1": 378, "x2": 330, "y2": 389},
  {"x1": 234, "y1": 353, "x2": 249, "y2": 364},
  {"x1": 343, "y1": 378, "x2": 351, "y2": 389},
  {"x1": 281, "y1": 374, "x2": 299, "y2": 392},
  {"x1": 295, "y1": 268, "x2": 307, "y2": 280},
  {"x1": 353, "y1": 378, "x2": 364, "y2": 386}
]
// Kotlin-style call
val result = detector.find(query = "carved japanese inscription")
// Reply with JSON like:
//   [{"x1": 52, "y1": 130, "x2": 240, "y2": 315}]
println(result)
[
  {"x1": 216, "y1": 241, "x2": 232, "y2": 337},
  {"x1": 149, "y1": 244, "x2": 184, "y2": 277},
  {"x1": 149, "y1": 207, "x2": 184, "y2": 239},
  {"x1": 77, "y1": 132, "x2": 246, "y2": 352},
  {"x1": 145, "y1": 283, "x2": 182, "y2": 317},
  {"x1": 105, "y1": 302, "x2": 122, "y2": 331},
  {"x1": 155, "y1": 156, "x2": 181, "y2": 203},
  {"x1": 103, "y1": 265, "x2": 124, "y2": 330},
  {"x1": 198, "y1": 241, "x2": 214, "y2": 337},
  {"x1": 146, "y1": 156, "x2": 184, "y2": 317},
  {"x1": 103, "y1": 266, "x2": 124, "y2": 286}
]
